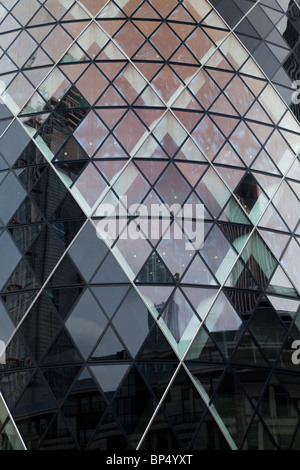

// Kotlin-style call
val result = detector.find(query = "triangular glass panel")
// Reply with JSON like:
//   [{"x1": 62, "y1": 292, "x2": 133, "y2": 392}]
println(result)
[
  {"x1": 2, "y1": 257, "x2": 40, "y2": 294},
  {"x1": 138, "y1": 408, "x2": 182, "y2": 450},
  {"x1": 3, "y1": 219, "x2": 31, "y2": 270},
  {"x1": 45, "y1": 286, "x2": 84, "y2": 321},
  {"x1": 204, "y1": 292, "x2": 243, "y2": 356},
  {"x1": 201, "y1": 224, "x2": 238, "y2": 285},
  {"x1": 230, "y1": 327, "x2": 270, "y2": 366},
  {"x1": 155, "y1": 162, "x2": 192, "y2": 206},
  {"x1": 241, "y1": 413, "x2": 278, "y2": 450},
  {"x1": 19, "y1": 293, "x2": 61, "y2": 363},
  {"x1": 210, "y1": 367, "x2": 254, "y2": 448},
  {"x1": 1, "y1": 290, "x2": 39, "y2": 326},
  {"x1": 42, "y1": 365, "x2": 81, "y2": 404},
  {"x1": 51, "y1": 190, "x2": 86, "y2": 221},
  {"x1": 159, "y1": 288, "x2": 200, "y2": 347},
  {"x1": 291, "y1": 421, "x2": 300, "y2": 450},
  {"x1": 75, "y1": 63, "x2": 110, "y2": 105},
  {"x1": 29, "y1": 167, "x2": 69, "y2": 218},
  {"x1": 134, "y1": 134, "x2": 170, "y2": 159},
  {"x1": 191, "y1": 406, "x2": 232, "y2": 450},
  {"x1": 181, "y1": 286, "x2": 219, "y2": 322},
  {"x1": 65, "y1": 288, "x2": 108, "y2": 360},
  {"x1": 38, "y1": 411, "x2": 78, "y2": 450},
  {"x1": 92, "y1": 252, "x2": 130, "y2": 284},
  {"x1": 46, "y1": 252, "x2": 84, "y2": 288},
  {"x1": 25, "y1": 225, "x2": 65, "y2": 284},
  {"x1": 90, "y1": 325, "x2": 130, "y2": 362},
  {"x1": 8, "y1": 222, "x2": 45, "y2": 255},
  {"x1": 182, "y1": 253, "x2": 218, "y2": 286},
  {"x1": 136, "y1": 285, "x2": 175, "y2": 318},
  {"x1": 240, "y1": 231, "x2": 278, "y2": 288},
  {"x1": 159, "y1": 365, "x2": 204, "y2": 449},
  {"x1": 91, "y1": 363, "x2": 130, "y2": 402},
  {"x1": 258, "y1": 372, "x2": 298, "y2": 450},
  {"x1": 185, "y1": 323, "x2": 226, "y2": 363},
  {"x1": 53, "y1": 136, "x2": 89, "y2": 168},
  {"x1": 258, "y1": 202, "x2": 288, "y2": 232},
  {"x1": 247, "y1": 297, "x2": 289, "y2": 363},
  {"x1": 73, "y1": 110, "x2": 108, "y2": 156},
  {"x1": 267, "y1": 264, "x2": 298, "y2": 298},
  {"x1": 88, "y1": 406, "x2": 132, "y2": 450},
  {"x1": 224, "y1": 288, "x2": 261, "y2": 319},
  {"x1": 138, "y1": 362, "x2": 178, "y2": 401},
  {"x1": 41, "y1": 327, "x2": 83, "y2": 365},
  {"x1": 90, "y1": 285, "x2": 130, "y2": 319},
  {"x1": 136, "y1": 322, "x2": 178, "y2": 361},
  {"x1": 49, "y1": 218, "x2": 85, "y2": 249},
  {"x1": 0, "y1": 415, "x2": 26, "y2": 450},
  {"x1": 61, "y1": 366, "x2": 108, "y2": 449},
  {"x1": 95, "y1": 107, "x2": 126, "y2": 131},
  {"x1": 135, "y1": 251, "x2": 176, "y2": 284},
  {"x1": 68, "y1": 221, "x2": 108, "y2": 282},
  {"x1": 220, "y1": 196, "x2": 252, "y2": 225},
  {"x1": 112, "y1": 288, "x2": 155, "y2": 358},
  {"x1": 0, "y1": 334, "x2": 35, "y2": 409},
  {"x1": 258, "y1": 229, "x2": 290, "y2": 261},
  {"x1": 0, "y1": 172, "x2": 26, "y2": 225},
  {"x1": 109, "y1": 364, "x2": 157, "y2": 448},
  {"x1": 12, "y1": 370, "x2": 58, "y2": 449},
  {"x1": 15, "y1": 163, "x2": 48, "y2": 193}
]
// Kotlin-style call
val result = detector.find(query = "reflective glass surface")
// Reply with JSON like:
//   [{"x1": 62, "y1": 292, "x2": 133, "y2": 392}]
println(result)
[{"x1": 0, "y1": 0, "x2": 299, "y2": 451}]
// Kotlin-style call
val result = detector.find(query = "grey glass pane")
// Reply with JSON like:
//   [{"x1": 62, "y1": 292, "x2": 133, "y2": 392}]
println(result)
[
  {"x1": 0, "y1": 120, "x2": 31, "y2": 166},
  {"x1": 68, "y1": 221, "x2": 108, "y2": 281},
  {"x1": 91, "y1": 285, "x2": 129, "y2": 318},
  {"x1": 0, "y1": 230, "x2": 21, "y2": 290},
  {"x1": 91, "y1": 364, "x2": 130, "y2": 395},
  {"x1": 90, "y1": 326, "x2": 129, "y2": 361},
  {"x1": 65, "y1": 289, "x2": 108, "y2": 359},
  {"x1": 0, "y1": 298, "x2": 14, "y2": 345},
  {"x1": 0, "y1": 172, "x2": 26, "y2": 224},
  {"x1": 112, "y1": 288, "x2": 154, "y2": 356}
]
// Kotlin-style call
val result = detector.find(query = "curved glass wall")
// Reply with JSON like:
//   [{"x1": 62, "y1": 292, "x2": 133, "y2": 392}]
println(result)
[{"x1": 0, "y1": 0, "x2": 299, "y2": 450}]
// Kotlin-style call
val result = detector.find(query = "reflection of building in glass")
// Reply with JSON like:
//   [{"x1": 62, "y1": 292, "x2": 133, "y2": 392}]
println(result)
[{"x1": 0, "y1": 0, "x2": 299, "y2": 451}]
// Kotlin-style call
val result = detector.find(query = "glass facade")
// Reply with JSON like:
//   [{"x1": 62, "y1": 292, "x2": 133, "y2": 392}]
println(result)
[{"x1": 0, "y1": 0, "x2": 299, "y2": 451}]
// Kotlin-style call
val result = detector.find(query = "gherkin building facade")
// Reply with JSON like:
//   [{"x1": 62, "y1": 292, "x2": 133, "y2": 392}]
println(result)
[{"x1": 0, "y1": 0, "x2": 299, "y2": 451}]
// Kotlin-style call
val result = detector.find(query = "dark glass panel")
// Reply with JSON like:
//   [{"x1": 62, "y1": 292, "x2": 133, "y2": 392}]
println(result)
[
  {"x1": 65, "y1": 288, "x2": 108, "y2": 360},
  {"x1": 68, "y1": 221, "x2": 108, "y2": 282},
  {"x1": 159, "y1": 366, "x2": 207, "y2": 449},
  {"x1": 41, "y1": 328, "x2": 83, "y2": 365},
  {"x1": 38, "y1": 411, "x2": 78, "y2": 450},
  {"x1": 138, "y1": 409, "x2": 182, "y2": 450},
  {"x1": 19, "y1": 293, "x2": 61, "y2": 363},
  {"x1": 12, "y1": 370, "x2": 57, "y2": 450},
  {"x1": 42, "y1": 365, "x2": 81, "y2": 404},
  {"x1": 61, "y1": 367, "x2": 107, "y2": 449},
  {"x1": 88, "y1": 407, "x2": 132, "y2": 450},
  {"x1": 110, "y1": 365, "x2": 157, "y2": 448}
]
